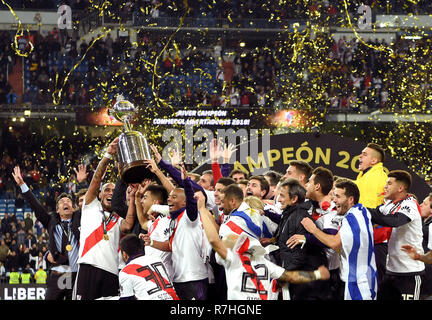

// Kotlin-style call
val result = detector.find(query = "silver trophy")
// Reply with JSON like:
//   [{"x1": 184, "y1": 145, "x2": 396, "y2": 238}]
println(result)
[{"x1": 109, "y1": 94, "x2": 155, "y2": 183}]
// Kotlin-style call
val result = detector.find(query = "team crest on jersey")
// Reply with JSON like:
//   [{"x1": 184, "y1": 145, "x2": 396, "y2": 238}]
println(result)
[
  {"x1": 400, "y1": 205, "x2": 411, "y2": 213},
  {"x1": 163, "y1": 228, "x2": 170, "y2": 236}
]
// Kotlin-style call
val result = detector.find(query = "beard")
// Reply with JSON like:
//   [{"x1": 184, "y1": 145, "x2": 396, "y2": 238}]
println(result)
[{"x1": 102, "y1": 201, "x2": 112, "y2": 212}]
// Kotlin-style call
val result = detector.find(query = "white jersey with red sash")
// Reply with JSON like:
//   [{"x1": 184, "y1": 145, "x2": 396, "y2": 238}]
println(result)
[
  {"x1": 381, "y1": 196, "x2": 425, "y2": 274},
  {"x1": 146, "y1": 216, "x2": 174, "y2": 281},
  {"x1": 169, "y1": 209, "x2": 208, "y2": 283},
  {"x1": 119, "y1": 254, "x2": 179, "y2": 300},
  {"x1": 78, "y1": 197, "x2": 123, "y2": 275},
  {"x1": 215, "y1": 233, "x2": 285, "y2": 300}
]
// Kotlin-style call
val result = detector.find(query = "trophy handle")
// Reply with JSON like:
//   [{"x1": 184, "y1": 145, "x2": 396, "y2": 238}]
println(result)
[{"x1": 122, "y1": 116, "x2": 133, "y2": 132}]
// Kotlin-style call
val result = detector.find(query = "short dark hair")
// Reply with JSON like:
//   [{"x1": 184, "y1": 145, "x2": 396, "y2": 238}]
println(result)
[
  {"x1": 289, "y1": 160, "x2": 313, "y2": 180},
  {"x1": 249, "y1": 175, "x2": 270, "y2": 198},
  {"x1": 388, "y1": 170, "x2": 412, "y2": 191},
  {"x1": 221, "y1": 184, "x2": 244, "y2": 202},
  {"x1": 237, "y1": 179, "x2": 248, "y2": 186},
  {"x1": 367, "y1": 143, "x2": 385, "y2": 162},
  {"x1": 146, "y1": 184, "x2": 168, "y2": 204},
  {"x1": 229, "y1": 169, "x2": 249, "y2": 179},
  {"x1": 56, "y1": 193, "x2": 74, "y2": 210},
  {"x1": 335, "y1": 180, "x2": 360, "y2": 204},
  {"x1": 75, "y1": 188, "x2": 87, "y2": 205},
  {"x1": 312, "y1": 167, "x2": 334, "y2": 195},
  {"x1": 264, "y1": 170, "x2": 283, "y2": 186},
  {"x1": 120, "y1": 234, "x2": 143, "y2": 257},
  {"x1": 334, "y1": 177, "x2": 351, "y2": 184},
  {"x1": 280, "y1": 178, "x2": 306, "y2": 203},
  {"x1": 216, "y1": 177, "x2": 236, "y2": 187},
  {"x1": 75, "y1": 188, "x2": 87, "y2": 199}
]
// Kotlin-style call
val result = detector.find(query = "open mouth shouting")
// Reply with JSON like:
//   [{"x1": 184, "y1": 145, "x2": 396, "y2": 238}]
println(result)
[
  {"x1": 105, "y1": 197, "x2": 112, "y2": 207},
  {"x1": 168, "y1": 202, "x2": 174, "y2": 211}
]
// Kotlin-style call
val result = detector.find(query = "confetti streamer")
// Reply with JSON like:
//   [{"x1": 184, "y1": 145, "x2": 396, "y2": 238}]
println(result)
[
  {"x1": 52, "y1": 28, "x2": 112, "y2": 105},
  {"x1": 1, "y1": 0, "x2": 34, "y2": 57}
]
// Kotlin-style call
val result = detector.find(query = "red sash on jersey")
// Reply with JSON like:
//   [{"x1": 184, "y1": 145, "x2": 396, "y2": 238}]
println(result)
[
  {"x1": 123, "y1": 263, "x2": 179, "y2": 300},
  {"x1": 169, "y1": 211, "x2": 185, "y2": 248},
  {"x1": 271, "y1": 279, "x2": 278, "y2": 293},
  {"x1": 225, "y1": 220, "x2": 244, "y2": 235},
  {"x1": 148, "y1": 217, "x2": 161, "y2": 237},
  {"x1": 218, "y1": 212, "x2": 225, "y2": 225},
  {"x1": 80, "y1": 214, "x2": 120, "y2": 257},
  {"x1": 237, "y1": 237, "x2": 268, "y2": 300}
]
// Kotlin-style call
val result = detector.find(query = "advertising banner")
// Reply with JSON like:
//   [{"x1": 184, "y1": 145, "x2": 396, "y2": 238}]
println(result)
[
  {"x1": 193, "y1": 132, "x2": 431, "y2": 201},
  {"x1": 0, "y1": 284, "x2": 47, "y2": 300}
]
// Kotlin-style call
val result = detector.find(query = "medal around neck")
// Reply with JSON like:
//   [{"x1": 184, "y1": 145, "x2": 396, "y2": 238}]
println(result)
[{"x1": 108, "y1": 94, "x2": 155, "y2": 183}]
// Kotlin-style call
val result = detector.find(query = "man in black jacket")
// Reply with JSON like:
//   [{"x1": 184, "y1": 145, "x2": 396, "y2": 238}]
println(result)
[
  {"x1": 12, "y1": 166, "x2": 80, "y2": 300},
  {"x1": 273, "y1": 178, "x2": 327, "y2": 300}
]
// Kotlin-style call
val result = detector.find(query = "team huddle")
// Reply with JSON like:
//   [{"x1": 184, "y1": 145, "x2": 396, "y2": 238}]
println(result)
[{"x1": 11, "y1": 138, "x2": 432, "y2": 300}]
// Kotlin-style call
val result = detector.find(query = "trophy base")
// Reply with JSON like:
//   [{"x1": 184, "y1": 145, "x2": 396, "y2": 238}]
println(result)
[{"x1": 120, "y1": 161, "x2": 156, "y2": 184}]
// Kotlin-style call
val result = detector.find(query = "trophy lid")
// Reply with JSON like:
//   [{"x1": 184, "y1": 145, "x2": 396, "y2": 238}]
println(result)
[{"x1": 109, "y1": 94, "x2": 137, "y2": 123}]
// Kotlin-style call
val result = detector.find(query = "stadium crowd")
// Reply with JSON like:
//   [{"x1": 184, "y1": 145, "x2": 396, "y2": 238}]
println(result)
[
  {"x1": 1, "y1": 27, "x2": 432, "y2": 111},
  {"x1": 1, "y1": 0, "x2": 432, "y2": 110},
  {"x1": 0, "y1": 127, "x2": 104, "y2": 284}
]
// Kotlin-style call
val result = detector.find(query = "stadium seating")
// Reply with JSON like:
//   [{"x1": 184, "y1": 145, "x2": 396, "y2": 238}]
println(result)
[{"x1": 15, "y1": 208, "x2": 24, "y2": 220}]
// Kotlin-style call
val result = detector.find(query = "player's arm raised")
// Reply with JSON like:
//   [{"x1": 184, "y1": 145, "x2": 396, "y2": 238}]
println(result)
[
  {"x1": 121, "y1": 185, "x2": 137, "y2": 233},
  {"x1": 85, "y1": 137, "x2": 119, "y2": 206},
  {"x1": 143, "y1": 156, "x2": 175, "y2": 195},
  {"x1": 196, "y1": 190, "x2": 227, "y2": 260},
  {"x1": 135, "y1": 182, "x2": 151, "y2": 231}
]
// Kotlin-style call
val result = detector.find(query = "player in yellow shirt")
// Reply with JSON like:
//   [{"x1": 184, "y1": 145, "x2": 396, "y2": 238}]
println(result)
[{"x1": 355, "y1": 142, "x2": 388, "y2": 292}]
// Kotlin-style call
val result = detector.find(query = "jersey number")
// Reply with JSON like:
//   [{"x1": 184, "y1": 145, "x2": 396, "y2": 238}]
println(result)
[
  {"x1": 241, "y1": 263, "x2": 268, "y2": 295},
  {"x1": 136, "y1": 262, "x2": 173, "y2": 295}
]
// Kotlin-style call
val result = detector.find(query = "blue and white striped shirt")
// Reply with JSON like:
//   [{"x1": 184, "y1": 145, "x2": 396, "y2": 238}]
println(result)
[{"x1": 339, "y1": 203, "x2": 377, "y2": 300}]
